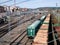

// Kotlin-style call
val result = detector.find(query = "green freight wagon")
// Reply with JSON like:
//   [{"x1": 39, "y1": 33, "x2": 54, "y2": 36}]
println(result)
[
  {"x1": 27, "y1": 15, "x2": 46, "y2": 39},
  {"x1": 40, "y1": 15, "x2": 46, "y2": 24},
  {"x1": 27, "y1": 20, "x2": 41, "y2": 39}
]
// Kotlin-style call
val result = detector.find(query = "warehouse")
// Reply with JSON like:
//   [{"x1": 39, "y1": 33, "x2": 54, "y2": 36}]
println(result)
[{"x1": 0, "y1": 6, "x2": 6, "y2": 13}]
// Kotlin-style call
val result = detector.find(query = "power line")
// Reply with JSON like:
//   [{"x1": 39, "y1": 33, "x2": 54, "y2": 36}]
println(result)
[
  {"x1": 10, "y1": 0, "x2": 31, "y2": 6},
  {"x1": 0, "y1": 0, "x2": 31, "y2": 6},
  {"x1": 0, "y1": 0, "x2": 12, "y2": 4},
  {"x1": 0, "y1": 0, "x2": 31, "y2": 5}
]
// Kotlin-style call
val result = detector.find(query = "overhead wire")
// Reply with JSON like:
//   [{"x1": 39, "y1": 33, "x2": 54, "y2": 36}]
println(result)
[
  {"x1": 0, "y1": 0, "x2": 12, "y2": 4},
  {"x1": 10, "y1": 0, "x2": 31, "y2": 6},
  {"x1": 0, "y1": 0, "x2": 31, "y2": 6}
]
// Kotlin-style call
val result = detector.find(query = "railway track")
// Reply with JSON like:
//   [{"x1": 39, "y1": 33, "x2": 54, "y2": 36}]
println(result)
[
  {"x1": 0, "y1": 15, "x2": 25, "y2": 38},
  {"x1": 0, "y1": 15, "x2": 24, "y2": 30},
  {"x1": 0, "y1": 22, "x2": 18, "y2": 38},
  {"x1": 9, "y1": 16, "x2": 41, "y2": 45},
  {"x1": 0, "y1": 23, "x2": 7, "y2": 27},
  {"x1": 0, "y1": 15, "x2": 35, "y2": 38},
  {"x1": 9, "y1": 15, "x2": 44, "y2": 45},
  {"x1": 9, "y1": 30, "x2": 33, "y2": 45},
  {"x1": 10, "y1": 30, "x2": 27, "y2": 45},
  {"x1": 9, "y1": 18, "x2": 36, "y2": 45},
  {"x1": 0, "y1": 16, "x2": 37, "y2": 45},
  {"x1": 0, "y1": 14, "x2": 42, "y2": 45}
]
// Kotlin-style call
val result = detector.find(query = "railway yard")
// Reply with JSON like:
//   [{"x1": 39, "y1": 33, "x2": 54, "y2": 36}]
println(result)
[
  {"x1": 0, "y1": 11, "x2": 60, "y2": 45},
  {"x1": 0, "y1": 0, "x2": 60, "y2": 45}
]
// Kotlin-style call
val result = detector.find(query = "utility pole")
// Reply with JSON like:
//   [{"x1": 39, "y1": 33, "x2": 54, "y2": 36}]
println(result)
[
  {"x1": 7, "y1": 6, "x2": 11, "y2": 35},
  {"x1": 56, "y1": 3, "x2": 59, "y2": 23},
  {"x1": 14, "y1": 0, "x2": 16, "y2": 12},
  {"x1": 56, "y1": 3, "x2": 58, "y2": 12},
  {"x1": 14, "y1": 0, "x2": 16, "y2": 6}
]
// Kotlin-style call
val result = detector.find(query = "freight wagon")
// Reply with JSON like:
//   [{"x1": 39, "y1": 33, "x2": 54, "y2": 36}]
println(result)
[
  {"x1": 40, "y1": 15, "x2": 46, "y2": 22},
  {"x1": 0, "y1": 18, "x2": 4, "y2": 24},
  {"x1": 27, "y1": 15, "x2": 46, "y2": 39},
  {"x1": 0, "y1": 16, "x2": 8, "y2": 24}
]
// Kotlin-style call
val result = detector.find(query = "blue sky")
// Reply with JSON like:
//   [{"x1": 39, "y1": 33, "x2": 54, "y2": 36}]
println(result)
[{"x1": 0, "y1": 0, "x2": 60, "y2": 8}]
